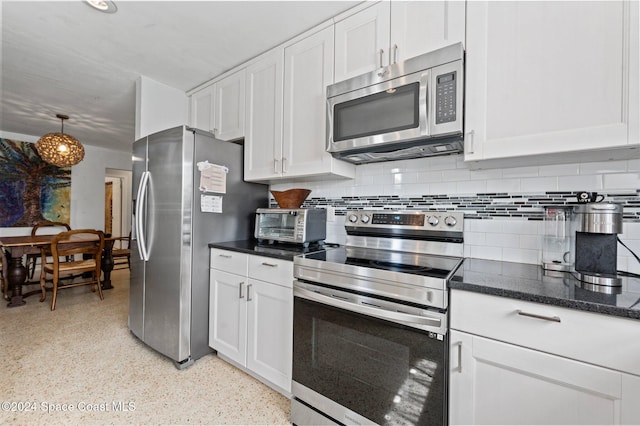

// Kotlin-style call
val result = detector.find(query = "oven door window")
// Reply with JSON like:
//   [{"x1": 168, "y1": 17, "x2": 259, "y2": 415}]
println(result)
[
  {"x1": 293, "y1": 297, "x2": 446, "y2": 425},
  {"x1": 333, "y1": 82, "x2": 420, "y2": 142},
  {"x1": 257, "y1": 213, "x2": 297, "y2": 239}
]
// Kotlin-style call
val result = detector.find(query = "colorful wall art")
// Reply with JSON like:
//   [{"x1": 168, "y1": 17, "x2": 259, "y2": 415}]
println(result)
[{"x1": 0, "y1": 138, "x2": 71, "y2": 227}]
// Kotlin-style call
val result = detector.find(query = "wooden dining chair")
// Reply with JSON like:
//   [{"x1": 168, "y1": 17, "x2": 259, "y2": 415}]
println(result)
[
  {"x1": 1, "y1": 248, "x2": 8, "y2": 301},
  {"x1": 111, "y1": 231, "x2": 131, "y2": 270},
  {"x1": 39, "y1": 229, "x2": 105, "y2": 311},
  {"x1": 27, "y1": 221, "x2": 71, "y2": 279}
]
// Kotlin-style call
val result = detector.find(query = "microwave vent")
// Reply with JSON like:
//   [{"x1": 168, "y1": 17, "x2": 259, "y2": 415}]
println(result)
[{"x1": 335, "y1": 138, "x2": 464, "y2": 165}]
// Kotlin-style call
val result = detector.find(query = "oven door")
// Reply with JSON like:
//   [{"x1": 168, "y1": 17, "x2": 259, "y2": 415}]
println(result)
[
  {"x1": 255, "y1": 211, "x2": 300, "y2": 243},
  {"x1": 292, "y1": 280, "x2": 447, "y2": 426}
]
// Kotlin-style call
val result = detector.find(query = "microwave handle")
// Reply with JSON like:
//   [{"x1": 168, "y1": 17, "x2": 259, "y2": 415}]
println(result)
[{"x1": 419, "y1": 71, "x2": 431, "y2": 136}]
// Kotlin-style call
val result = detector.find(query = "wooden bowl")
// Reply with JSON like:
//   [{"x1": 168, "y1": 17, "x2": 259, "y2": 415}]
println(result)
[{"x1": 270, "y1": 189, "x2": 312, "y2": 209}]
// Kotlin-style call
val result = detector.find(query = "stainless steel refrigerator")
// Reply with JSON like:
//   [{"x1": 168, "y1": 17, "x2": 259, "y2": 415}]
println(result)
[{"x1": 129, "y1": 125, "x2": 267, "y2": 368}]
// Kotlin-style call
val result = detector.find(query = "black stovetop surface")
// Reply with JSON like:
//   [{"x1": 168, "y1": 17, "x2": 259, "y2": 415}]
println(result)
[
  {"x1": 301, "y1": 246, "x2": 463, "y2": 279},
  {"x1": 208, "y1": 239, "x2": 337, "y2": 261}
]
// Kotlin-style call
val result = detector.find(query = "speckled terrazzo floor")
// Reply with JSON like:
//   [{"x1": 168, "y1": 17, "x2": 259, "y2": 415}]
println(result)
[{"x1": 0, "y1": 269, "x2": 291, "y2": 425}]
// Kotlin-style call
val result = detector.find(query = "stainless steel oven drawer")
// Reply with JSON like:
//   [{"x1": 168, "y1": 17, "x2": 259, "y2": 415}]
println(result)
[{"x1": 291, "y1": 398, "x2": 340, "y2": 426}]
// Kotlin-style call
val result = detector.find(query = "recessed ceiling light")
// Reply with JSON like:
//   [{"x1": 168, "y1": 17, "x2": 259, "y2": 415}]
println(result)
[{"x1": 85, "y1": 0, "x2": 117, "y2": 13}]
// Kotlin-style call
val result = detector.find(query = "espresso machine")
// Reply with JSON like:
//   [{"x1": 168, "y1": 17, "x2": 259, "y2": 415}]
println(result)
[{"x1": 571, "y1": 203, "x2": 623, "y2": 287}]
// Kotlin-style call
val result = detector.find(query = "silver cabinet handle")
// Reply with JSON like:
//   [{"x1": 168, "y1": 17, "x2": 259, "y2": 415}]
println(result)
[
  {"x1": 246, "y1": 284, "x2": 252, "y2": 302},
  {"x1": 516, "y1": 309, "x2": 561, "y2": 323},
  {"x1": 239, "y1": 281, "x2": 245, "y2": 299},
  {"x1": 282, "y1": 157, "x2": 287, "y2": 173},
  {"x1": 218, "y1": 254, "x2": 232, "y2": 259},
  {"x1": 466, "y1": 130, "x2": 475, "y2": 155},
  {"x1": 274, "y1": 158, "x2": 279, "y2": 174},
  {"x1": 392, "y1": 44, "x2": 398, "y2": 64},
  {"x1": 379, "y1": 48, "x2": 384, "y2": 68},
  {"x1": 261, "y1": 262, "x2": 278, "y2": 267},
  {"x1": 454, "y1": 341, "x2": 463, "y2": 372}
]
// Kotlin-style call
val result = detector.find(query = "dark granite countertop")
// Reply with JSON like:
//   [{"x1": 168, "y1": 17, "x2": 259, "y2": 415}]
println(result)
[
  {"x1": 451, "y1": 258, "x2": 640, "y2": 320},
  {"x1": 208, "y1": 239, "x2": 337, "y2": 262}
]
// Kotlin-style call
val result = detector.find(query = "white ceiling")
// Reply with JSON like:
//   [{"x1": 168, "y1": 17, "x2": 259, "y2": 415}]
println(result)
[{"x1": 1, "y1": 0, "x2": 359, "y2": 152}]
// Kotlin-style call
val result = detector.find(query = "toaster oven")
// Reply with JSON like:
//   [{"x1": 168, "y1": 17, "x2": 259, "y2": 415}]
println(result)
[{"x1": 255, "y1": 208, "x2": 327, "y2": 246}]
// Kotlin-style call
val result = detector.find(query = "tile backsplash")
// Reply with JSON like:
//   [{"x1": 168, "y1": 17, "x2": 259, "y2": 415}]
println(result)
[{"x1": 270, "y1": 155, "x2": 640, "y2": 274}]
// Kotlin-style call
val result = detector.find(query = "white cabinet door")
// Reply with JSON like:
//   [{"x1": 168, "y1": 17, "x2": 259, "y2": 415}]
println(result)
[
  {"x1": 246, "y1": 278, "x2": 293, "y2": 393},
  {"x1": 214, "y1": 69, "x2": 246, "y2": 141},
  {"x1": 390, "y1": 1, "x2": 466, "y2": 64},
  {"x1": 209, "y1": 269, "x2": 247, "y2": 366},
  {"x1": 244, "y1": 49, "x2": 284, "y2": 181},
  {"x1": 335, "y1": 1, "x2": 466, "y2": 81},
  {"x1": 283, "y1": 26, "x2": 336, "y2": 177},
  {"x1": 334, "y1": 2, "x2": 390, "y2": 82},
  {"x1": 190, "y1": 85, "x2": 214, "y2": 132},
  {"x1": 622, "y1": 374, "x2": 640, "y2": 423},
  {"x1": 449, "y1": 330, "x2": 635, "y2": 425},
  {"x1": 464, "y1": 1, "x2": 638, "y2": 162}
]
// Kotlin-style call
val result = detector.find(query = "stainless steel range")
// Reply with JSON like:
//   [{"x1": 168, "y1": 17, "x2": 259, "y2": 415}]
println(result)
[{"x1": 291, "y1": 210, "x2": 464, "y2": 426}]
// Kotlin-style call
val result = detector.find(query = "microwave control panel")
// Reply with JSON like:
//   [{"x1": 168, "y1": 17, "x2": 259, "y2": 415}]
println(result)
[{"x1": 435, "y1": 71, "x2": 457, "y2": 124}]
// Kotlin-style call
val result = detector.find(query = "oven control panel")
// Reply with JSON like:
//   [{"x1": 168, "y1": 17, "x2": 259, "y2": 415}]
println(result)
[{"x1": 345, "y1": 210, "x2": 463, "y2": 233}]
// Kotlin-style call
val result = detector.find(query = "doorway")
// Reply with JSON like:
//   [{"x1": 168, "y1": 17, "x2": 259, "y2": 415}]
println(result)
[{"x1": 105, "y1": 168, "x2": 132, "y2": 250}]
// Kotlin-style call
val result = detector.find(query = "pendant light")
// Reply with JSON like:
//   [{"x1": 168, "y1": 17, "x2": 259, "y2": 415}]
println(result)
[{"x1": 36, "y1": 114, "x2": 85, "y2": 167}]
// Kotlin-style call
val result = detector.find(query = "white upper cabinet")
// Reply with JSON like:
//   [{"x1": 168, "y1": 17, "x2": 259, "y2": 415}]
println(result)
[
  {"x1": 245, "y1": 27, "x2": 355, "y2": 183},
  {"x1": 464, "y1": 0, "x2": 640, "y2": 163},
  {"x1": 283, "y1": 26, "x2": 354, "y2": 179},
  {"x1": 244, "y1": 48, "x2": 284, "y2": 181},
  {"x1": 214, "y1": 69, "x2": 245, "y2": 141},
  {"x1": 190, "y1": 85, "x2": 214, "y2": 133},
  {"x1": 334, "y1": 2, "x2": 390, "y2": 82},
  {"x1": 189, "y1": 68, "x2": 246, "y2": 141},
  {"x1": 390, "y1": 1, "x2": 466, "y2": 63},
  {"x1": 334, "y1": 1, "x2": 466, "y2": 82}
]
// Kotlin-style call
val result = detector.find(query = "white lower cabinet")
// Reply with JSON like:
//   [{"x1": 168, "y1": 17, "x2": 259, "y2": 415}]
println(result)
[
  {"x1": 449, "y1": 290, "x2": 640, "y2": 425},
  {"x1": 209, "y1": 249, "x2": 293, "y2": 394},
  {"x1": 209, "y1": 269, "x2": 246, "y2": 364},
  {"x1": 450, "y1": 330, "x2": 640, "y2": 425},
  {"x1": 245, "y1": 278, "x2": 292, "y2": 392}
]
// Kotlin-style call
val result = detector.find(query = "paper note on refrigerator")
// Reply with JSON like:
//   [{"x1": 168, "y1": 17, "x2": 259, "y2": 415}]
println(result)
[
  {"x1": 197, "y1": 161, "x2": 228, "y2": 193},
  {"x1": 201, "y1": 194, "x2": 223, "y2": 213}
]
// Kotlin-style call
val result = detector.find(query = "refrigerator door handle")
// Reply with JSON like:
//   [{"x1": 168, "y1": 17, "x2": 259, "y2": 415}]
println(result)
[{"x1": 136, "y1": 171, "x2": 151, "y2": 261}]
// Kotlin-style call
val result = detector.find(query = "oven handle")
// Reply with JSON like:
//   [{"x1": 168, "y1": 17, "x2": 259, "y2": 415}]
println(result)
[{"x1": 294, "y1": 285, "x2": 443, "y2": 330}]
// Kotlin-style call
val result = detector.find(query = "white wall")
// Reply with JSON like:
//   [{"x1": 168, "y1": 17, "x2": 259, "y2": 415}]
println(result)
[
  {"x1": 271, "y1": 155, "x2": 640, "y2": 274},
  {"x1": 0, "y1": 131, "x2": 131, "y2": 237},
  {"x1": 135, "y1": 75, "x2": 188, "y2": 140}
]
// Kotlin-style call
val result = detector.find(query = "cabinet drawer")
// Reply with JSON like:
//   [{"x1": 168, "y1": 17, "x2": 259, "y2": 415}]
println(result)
[
  {"x1": 210, "y1": 249, "x2": 248, "y2": 275},
  {"x1": 450, "y1": 290, "x2": 640, "y2": 376},
  {"x1": 248, "y1": 255, "x2": 293, "y2": 287}
]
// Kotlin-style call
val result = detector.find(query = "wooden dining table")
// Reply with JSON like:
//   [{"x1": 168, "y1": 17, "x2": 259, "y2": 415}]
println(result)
[{"x1": 0, "y1": 234, "x2": 118, "y2": 308}]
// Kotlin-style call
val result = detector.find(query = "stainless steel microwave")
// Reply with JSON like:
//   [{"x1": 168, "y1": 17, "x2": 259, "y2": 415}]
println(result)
[
  {"x1": 255, "y1": 208, "x2": 326, "y2": 246},
  {"x1": 326, "y1": 42, "x2": 464, "y2": 164}
]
